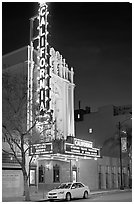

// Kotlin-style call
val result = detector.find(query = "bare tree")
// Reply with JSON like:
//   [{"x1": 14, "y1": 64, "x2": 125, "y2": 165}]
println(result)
[{"x1": 2, "y1": 70, "x2": 41, "y2": 201}]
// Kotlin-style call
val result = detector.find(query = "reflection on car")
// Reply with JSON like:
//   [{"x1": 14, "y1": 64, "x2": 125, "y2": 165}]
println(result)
[{"x1": 47, "y1": 182, "x2": 90, "y2": 201}]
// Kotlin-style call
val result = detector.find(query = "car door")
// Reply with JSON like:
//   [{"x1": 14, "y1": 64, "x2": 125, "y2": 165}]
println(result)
[
  {"x1": 71, "y1": 183, "x2": 83, "y2": 199},
  {"x1": 77, "y1": 183, "x2": 85, "y2": 198},
  {"x1": 70, "y1": 183, "x2": 78, "y2": 198}
]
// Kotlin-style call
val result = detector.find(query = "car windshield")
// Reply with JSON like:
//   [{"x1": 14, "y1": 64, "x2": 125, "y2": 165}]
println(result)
[{"x1": 57, "y1": 183, "x2": 71, "y2": 189}]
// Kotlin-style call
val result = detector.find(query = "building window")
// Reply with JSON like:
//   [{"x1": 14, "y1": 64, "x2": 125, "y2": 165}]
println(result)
[
  {"x1": 123, "y1": 167, "x2": 127, "y2": 187},
  {"x1": 29, "y1": 168, "x2": 36, "y2": 186},
  {"x1": 72, "y1": 165, "x2": 77, "y2": 182},
  {"x1": 106, "y1": 172, "x2": 109, "y2": 189},
  {"x1": 111, "y1": 166, "x2": 115, "y2": 188},
  {"x1": 89, "y1": 128, "x2": 93, "y2": 133},
  {"x1": 98, "y1": 165, "x2": 102, "y2": 189},
  {"x1": 99, "y1": 172, "x2": 102, "y2": 189},
  {"x1": 112, "y1": 173, "x2": 115, "y2": 188},
  {"x1": 39, "y1": 165, "x2": 45, "y2": 183},
  {"x1": 106, "y1": 166, "x2": 109, "y2": 189},
  {"x1": 53, "y1": 164, "x2": 60, "y2": 183},
  {"x1": 118, "y1": 167, "x2": 120, "y2": 188},
  {"x1": 118, "y1": 173, "x2": 120, "y2": 188}
]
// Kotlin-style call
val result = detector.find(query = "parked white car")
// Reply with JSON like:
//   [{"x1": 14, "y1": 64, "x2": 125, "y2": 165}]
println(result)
[{"x1": 47, "y1": 182, "x2": 90, "y2": 201}]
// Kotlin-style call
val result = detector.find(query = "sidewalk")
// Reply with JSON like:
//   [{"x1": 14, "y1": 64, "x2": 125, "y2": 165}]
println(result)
[
  {"x1": 2, "y1": 188, "x2": 131, "y2": 202},
  {"x1": 2, "y1": 190, "x2": 48, "y2": 202}
]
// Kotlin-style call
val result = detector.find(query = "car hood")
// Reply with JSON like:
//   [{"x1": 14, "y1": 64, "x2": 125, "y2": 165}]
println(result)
[{"x1": 48, "y1": 188, "x2": 67, "y2": 193}]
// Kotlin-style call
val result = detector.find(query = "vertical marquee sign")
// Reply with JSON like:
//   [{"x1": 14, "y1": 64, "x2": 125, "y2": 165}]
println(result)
[
  {"x1": 28, "y1": 3, "x2": 52, "y2": 144},
  {"x1": 38, "y1": 3, "x2": 50, "y2": 116}
]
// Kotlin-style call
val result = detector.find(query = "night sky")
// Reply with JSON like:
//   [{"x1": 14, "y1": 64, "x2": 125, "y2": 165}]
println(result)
[{"x1": 2, "y1": 2, "x2": 132, "y2": 111}]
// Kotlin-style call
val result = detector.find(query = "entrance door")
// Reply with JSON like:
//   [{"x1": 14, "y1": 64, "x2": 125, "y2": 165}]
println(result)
[{"x1": 72, "y1": 170, "x2": 77, "y2": 182}]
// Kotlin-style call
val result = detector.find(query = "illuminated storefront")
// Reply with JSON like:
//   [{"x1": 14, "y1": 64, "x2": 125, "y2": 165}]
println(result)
[
  {"x1": 27, "y1": 2, "x2": 101, "y2": 190},
  {"x1": 29, "y1": 137, "x2": 100, "y2": 190}
]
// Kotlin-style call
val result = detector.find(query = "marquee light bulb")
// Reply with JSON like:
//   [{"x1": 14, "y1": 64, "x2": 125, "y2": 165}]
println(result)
[
  {"x1": 37, "y1": 88, "x2": 40, "y2": 93},
  {"x1": 36, "y1": 99, "x2": 39, "y2": 103},
  {"x1": 39, "y1": 2, "x2": 47, "y2": 7}
]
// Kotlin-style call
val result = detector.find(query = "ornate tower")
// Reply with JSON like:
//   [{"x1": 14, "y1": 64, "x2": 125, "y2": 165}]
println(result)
[
  {"x1": 49, "y1": 48, "x2": 75, "y2": 140},
  {"x1": 28, "y1": 3, "x2": 75, "y2": 143}
]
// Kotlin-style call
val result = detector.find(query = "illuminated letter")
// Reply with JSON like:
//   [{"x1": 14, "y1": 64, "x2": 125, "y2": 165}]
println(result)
[
  {"x1": 40, "y1": 27, "x2": 45, "y2": 36},
  {"x1": 40, "y1": 89, "x2": 44, "y2": 100},
  {"x1": 40, "y1": 79, "x2": 45, "y2": 89},
  {"x1": 40, "y1": 36, "x2": 45, "y2": 47},
  {"x1": 40, "y1": 69, "x2": 45, "y2": 78},
  {"x1": 40, "y1": 6, "x2": 46, "y2": 16},
  {"x1": 40, "y1": 58, "x2": 45, "y2": 67},
  {"x1": 40, "y1": 101, "x2": 45, "y2": 112},
  {"x1": 40, "y1": 47, "x2": 45, "y2": 57},
  {"x1": 40, "y1": 16, "x2": 45, "y2": 26}
]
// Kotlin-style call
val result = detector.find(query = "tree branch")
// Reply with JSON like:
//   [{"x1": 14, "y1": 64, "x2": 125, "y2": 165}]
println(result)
[{"x1": 3, "y1": 124, "x2": 22, "y2": 151}]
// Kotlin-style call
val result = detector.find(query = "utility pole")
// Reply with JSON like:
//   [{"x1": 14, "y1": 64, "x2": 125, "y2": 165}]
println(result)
[{"x1": 119, "y1": 122, "x2": 124, "y2": 190}]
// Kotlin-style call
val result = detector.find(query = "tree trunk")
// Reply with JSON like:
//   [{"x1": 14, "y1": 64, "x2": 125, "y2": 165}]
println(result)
[{"x1": 23, "y1": 172, "x2": 30, "y2": 201}]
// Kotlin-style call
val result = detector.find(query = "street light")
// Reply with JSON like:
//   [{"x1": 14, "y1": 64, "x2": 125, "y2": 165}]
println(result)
[{"x1": 118, "y1": 116, "x2": 132, "y2": 190}]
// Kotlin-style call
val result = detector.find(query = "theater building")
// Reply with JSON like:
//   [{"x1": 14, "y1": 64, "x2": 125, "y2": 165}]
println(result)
[
  {"x1": 2, "y1": 45, "x2": 101, "y2": 196},
  {"x1": 3, "y1": 46, "x2": 130, "y2": 197},
  {"x1": 2, "y1": 3, "x2": 130, "y2": 198}
]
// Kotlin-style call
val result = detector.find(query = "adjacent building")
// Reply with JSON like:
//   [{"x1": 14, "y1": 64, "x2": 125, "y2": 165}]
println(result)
[{"x1": 75, "y1": 103, "x2": 132, "y2": 188}]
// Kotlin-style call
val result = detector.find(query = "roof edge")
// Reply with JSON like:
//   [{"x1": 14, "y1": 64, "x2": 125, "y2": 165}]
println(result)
[{"x1": 2, "y1": 45, "x2": 30, "y2": 58}]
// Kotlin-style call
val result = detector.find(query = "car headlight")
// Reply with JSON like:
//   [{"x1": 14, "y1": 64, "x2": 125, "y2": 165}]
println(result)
[{"x1": 58, "y1": 191, "x2": 64, "y2": 194}]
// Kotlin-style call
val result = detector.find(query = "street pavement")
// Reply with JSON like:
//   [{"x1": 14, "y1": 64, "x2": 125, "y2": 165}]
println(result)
[
  {"x1": 72, "y1": 190, "x2": 132, "y2": 202},
  {"x1": 2, "y1": 188, "x2": 131, "y2": 202}
]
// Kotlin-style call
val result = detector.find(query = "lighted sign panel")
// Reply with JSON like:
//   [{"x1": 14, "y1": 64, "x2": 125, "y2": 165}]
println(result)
[
  {"x1": 121, "y1": 137, "x2": 127, "y2": 153},
  {"x1": 65, "y1": 140, "x2": 100, "y2": 158},
  {"x1": 29, "y1": 142, "x2": 52, "y2": 155},
  {"x1": 74, "y1": 138, "x2": 93, "y2": 148}
]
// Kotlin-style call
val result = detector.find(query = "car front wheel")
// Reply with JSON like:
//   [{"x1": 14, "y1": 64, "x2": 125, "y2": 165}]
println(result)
[
  {"x1": 66, "y1": 192, "x2": 71, "y2": 201},
  {"x1": 83, "y1": 191, "x2": 88, "y2": 199}
]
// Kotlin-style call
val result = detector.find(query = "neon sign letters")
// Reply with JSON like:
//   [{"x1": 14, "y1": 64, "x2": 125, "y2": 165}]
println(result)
[
  {"x1": 38, "y1": 3, "x2": 50, "y2": 116},
  {"x1": 65, "y1": 143, "x2": 100, "y2": 158},
  {"x1": 65, "y1": 138, "x2": 100, "y2": 158},
  {"x1": 74, "y1": 138, "x2": 93, "y2": 149}
]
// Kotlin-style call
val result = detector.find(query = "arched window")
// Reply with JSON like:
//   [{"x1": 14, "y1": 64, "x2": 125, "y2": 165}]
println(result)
[
  {"x1": 39, "y1": 165, "x2": 45, "y2": 183},
  {"x1": 53, "y1": 164, "x2": 60, "y2": 183}
]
